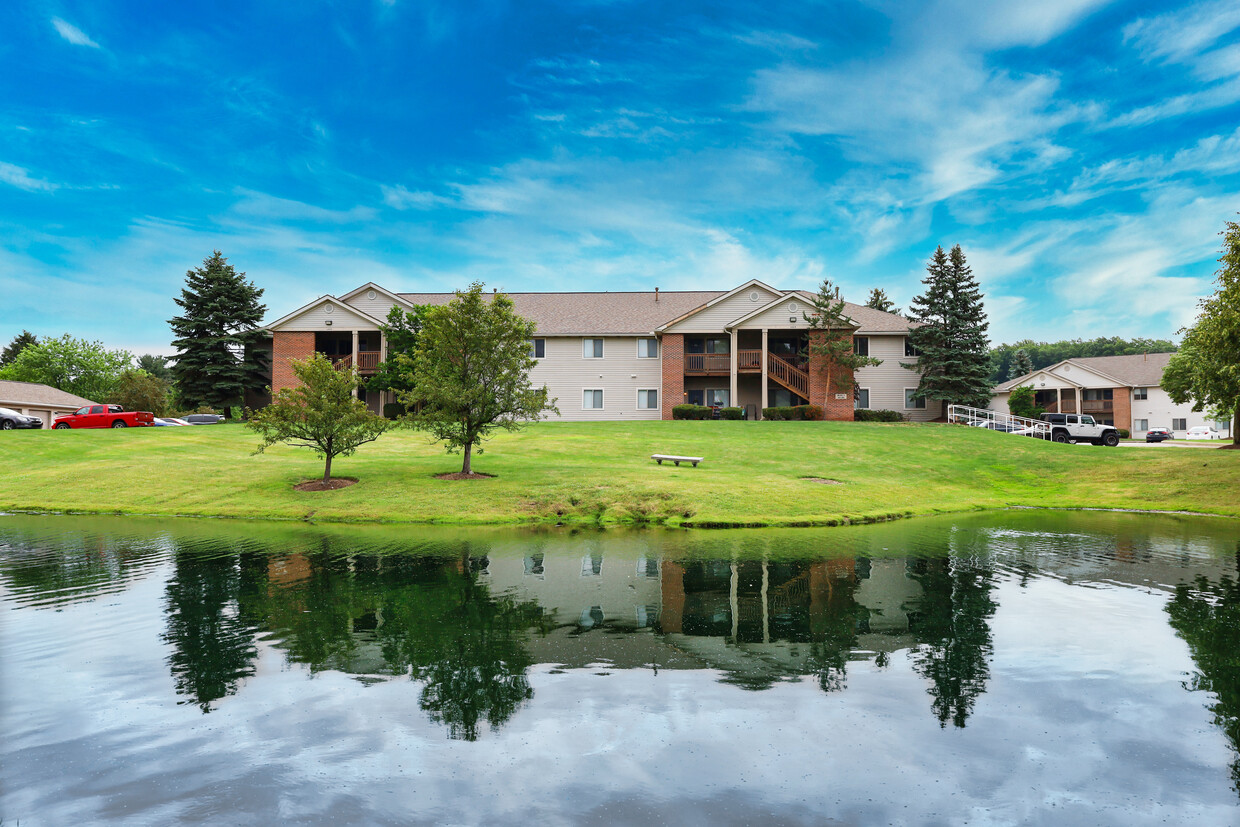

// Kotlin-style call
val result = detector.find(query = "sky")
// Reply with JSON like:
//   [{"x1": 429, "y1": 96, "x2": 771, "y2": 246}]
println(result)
[{"x1": 2, "y1": 0, "x2": 1238, "y2": 357}]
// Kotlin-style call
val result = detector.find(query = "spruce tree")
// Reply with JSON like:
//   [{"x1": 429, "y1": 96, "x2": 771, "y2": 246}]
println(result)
[
  {"x1": 901, "y1": 245, "x2": 992, "y2": 409},
  {"x1": 1010, "y1": 348, "x2": 1035, "y2": 381},
  {"x1": 864, "y1": 288, "x2": 900, "y2": 316},
  {"x1": 806, "y1": 277, "x2": 881, "y2": 395},
  {"x1": 169, "y1": 251, "x2": 268, "y2": 416},
  {"x1": 1, "y1": 330, "x2": 37, "y2": 365}
]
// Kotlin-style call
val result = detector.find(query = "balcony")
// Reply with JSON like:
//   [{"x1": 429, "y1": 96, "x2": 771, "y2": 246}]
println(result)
[{"x1": 684, "y1": 353, "x2": 731, "y2": 375}]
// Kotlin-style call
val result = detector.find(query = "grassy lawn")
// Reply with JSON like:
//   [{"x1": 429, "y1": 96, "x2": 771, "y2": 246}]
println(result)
[{"x1": 1, "y1": 420, "x2": 1237, "y2": 527}]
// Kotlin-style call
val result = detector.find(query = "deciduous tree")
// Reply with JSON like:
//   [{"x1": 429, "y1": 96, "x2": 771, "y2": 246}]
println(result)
[
  {"x1": 247, "y1": 353, "x2": 391, "y2": 484},
  {"x1": 902, "y1": 245, "x2": 993, "y2": 409},
  {"x1": 110, "y1": 369, "x2": 172, "y2": 416},
  {"x1": 169, "y1": 251, "x2": 268, "y2": 417},
  {"x1": 805, "y1": 278, "x2": 881, "y2": 396},
  {"x1": 0, "y1": 333, "x2": 132, "y2": 401},
  {"x1": 1007, "y1": 385, "x2": 1041, "y2": 419},
  {"x1": 402, "y1": 283, "x2": 556, "y2": 476},
  {"x1": 365, "y1": 304, "x2": 426, "y2": 402},
  {"x1": 1163, "y1": 219, "x2": 1240, "y2": 445}
]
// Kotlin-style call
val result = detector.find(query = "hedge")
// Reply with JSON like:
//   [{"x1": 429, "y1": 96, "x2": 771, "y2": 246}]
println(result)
[
  {"x1": 761, "y1": 405, "x2": 823, "y2": 421},
  {"x1": 383, "y1": 402, "x2": 407, "y2": 420},
  {"x1": 853, "y1": 409, "x2": 904, "y2": 422},
  {"x1": 672, "y1": 404, "x2": 713, "y2": 420},
  {"x1": 1117, "y1": 428, "x2": 1131, "y2": 439}
]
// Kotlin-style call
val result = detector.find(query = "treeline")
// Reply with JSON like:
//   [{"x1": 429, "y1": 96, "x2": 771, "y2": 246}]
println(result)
[{"x1": 989, "y1": 337, "x2": 1178, "y2": 384}]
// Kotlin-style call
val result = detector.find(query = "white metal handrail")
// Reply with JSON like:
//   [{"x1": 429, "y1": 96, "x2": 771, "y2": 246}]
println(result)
[{"x1": 946, "y1": 404, "x2": 1051, "y2": 440}]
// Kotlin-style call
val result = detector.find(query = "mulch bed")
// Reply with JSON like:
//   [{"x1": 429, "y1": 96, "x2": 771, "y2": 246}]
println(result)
[
  {"x1": 435, "y1": 472, "x2": 496, "y2": 480},
  {"x1": 294, "y1": 478, "x2": 358, "y2": 491}
]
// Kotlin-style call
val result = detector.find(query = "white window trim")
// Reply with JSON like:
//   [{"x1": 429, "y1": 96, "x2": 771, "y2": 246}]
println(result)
[
  {"x1": 855, "y1": 387, "x2": 871, "y2": 409},
  {"x1": 583, "y1": 388, "x2": 604, "y2": 410},
  {"x1": 583, "y1": 338, "x2": 604, "y2": 359},
  {"x1": 904, "y1": 388, "x2": 927, "y2": 410},
  {"x1": 530, "y1": 338, "x2": 545, "y2": 359},
  {"x1": 854, "y1": 336, "x2": 869, "y2": 357},
  {"x1": 637, "y1": 338, "x2": 659, "y2": 358},
  {"x1": 1133, "y1": 387, "x2": 1148, "y2": 400},
  {"x1": 636, "y1": 388, "x2": 659, "y2": 410}
]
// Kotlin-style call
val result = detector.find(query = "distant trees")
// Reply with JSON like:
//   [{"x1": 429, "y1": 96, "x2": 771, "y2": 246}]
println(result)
[
  {"x1": 136, "y1": 354, "x2": 174, "y2": 383},
  {"x1": 1, "y1": 330, "x2": 37, "y2": 366},
  {"x1": 248, "y1": 353, "x2": 391, "y2": 485},
  {"x1": 111, "y1": 369, "x2": 172, "y2": 416},
  {"x1": 169, "y1": 251, "x2": 268, "y2": 418},
  {"x1": 864, "y1": 288, "x2": 900, "y2": 316},
  {"x1": 1163, "y1": 219, "x2": 1240, "y2": 445},
  {"x1": 989, "y1": 337, "x2": 1177, "y2": 384},
  {"x1": 401, "y1": 284, "x2": 556, "y2": 476},
  {"x1": 903, "y1": 245, "x2": 993, "y2": 409},
  {"x1": 805, "y1": 277, "x2": 881, "y2": 395},
  {"x1": 0, "y1": 333, "x2": 132, "y2": 402}
]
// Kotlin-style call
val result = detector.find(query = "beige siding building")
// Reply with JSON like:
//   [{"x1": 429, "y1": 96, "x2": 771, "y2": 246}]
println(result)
[{"x1": 265, "y1": 280, "x2": 937, "y2": 421}]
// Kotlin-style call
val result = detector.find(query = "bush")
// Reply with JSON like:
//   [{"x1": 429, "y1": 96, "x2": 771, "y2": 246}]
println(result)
[
  {"x1": 761, "y1": 405, "x2": 822, "y2": 421},
  {"x1": 672, "y1": 404, "x2": 712, "y2": 420},
  {"x1": 854, "y1": 409, "x2": 904, "y2": 422},
  {"x1": 1008, "y1": 385, "x2": 1043, "y2": 419},
  {"x1": 720, "y1": 407, "x2": 745, "y2": 420},
  {"x1": 1117, "y1": 428, "x2": 1130, "y2": 439},
  {"x1": 803, "y1": 405, "x2": 823, "y2": 421},
  {"x1": 383, "y1": 402, "x2": 406, "y2": 420}
]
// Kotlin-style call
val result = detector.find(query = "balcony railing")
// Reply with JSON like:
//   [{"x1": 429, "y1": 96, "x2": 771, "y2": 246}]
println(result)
[
  {"x1": 684, "y1": 353, "x2": 731, "y2": 374},
  {"x1": 737, "y1": 350, "x2": 762, "y2": 371},
  {"x1": 357, "y1": 351, "x2": 382, "y2": 372}
]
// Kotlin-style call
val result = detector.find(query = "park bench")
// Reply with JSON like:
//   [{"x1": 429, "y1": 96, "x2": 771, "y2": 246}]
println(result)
[{"x1": 651, "y1": 454, "x2": 703, "y2": 467}]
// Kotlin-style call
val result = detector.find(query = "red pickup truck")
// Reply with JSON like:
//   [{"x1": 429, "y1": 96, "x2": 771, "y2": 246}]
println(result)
[{"x1": 53, "y1": 405, "x2": 155, "y2": 429}]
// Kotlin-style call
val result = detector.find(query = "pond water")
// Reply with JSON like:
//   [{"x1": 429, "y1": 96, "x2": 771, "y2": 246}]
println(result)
[{"x1": 2, "y1": 511, "x2": 1240, "y2": 825}]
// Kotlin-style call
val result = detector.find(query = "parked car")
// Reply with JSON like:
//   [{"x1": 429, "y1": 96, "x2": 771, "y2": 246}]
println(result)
[
  {"x1": 0, "y1": 407, "x2": 42, "y2": 430},
  {"x1": 53, "y1": 405, "x2": 155, "y2": 429},
  {"x1": 1145, "y1": 427, "x2": 1173, "y2": 443},
  {"x1": 183, "y1": 413, "x2": 225, "y2": 425},
  {"x1": 1186, "y1": 426, "x2": 1223, "y2": 440},
  {"x1": 153, "y1": 417, "x2": 192, "y2": 426},
  {"x1": 1041, "y1": 412, "x2": 1121, "y2": 446}
]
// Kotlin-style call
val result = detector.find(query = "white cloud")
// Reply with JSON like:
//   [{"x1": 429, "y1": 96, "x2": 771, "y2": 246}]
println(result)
[
  {"x1": 380, "y1": 184, "x2": 453, "y2": 210},
  {"x1": 0, "y1": 161, "x2": 58, "y2": 192},
  {"x1": 1123, "y1": 0, "x2": 1240, "y2": 67},
  {"x1": 51, "y1": 17, "x2": 100, "y2": 49}
]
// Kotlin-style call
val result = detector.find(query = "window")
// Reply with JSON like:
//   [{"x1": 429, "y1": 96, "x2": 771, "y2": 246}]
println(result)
[
  {"x1": 688, "y1": 337, "x2": 730, "y2": 354},
  {"x1": 530, "y1": 338, "x2": 545, "y2": 358},
  {"x1": 904, "y1": 389, "x2": 926, "y2": 410},
  {"x1": 904, "y1": 338, "x2": 921, "y2": 357},
  {"x1": 707, "y1": 389, "x2": 730, "y2": 407},
  {"x1": 1134, "y1": 419, "x2": 1148, "y2": 432},
  {"x1": 637, "y1": 389, "x2": 658, "y2": 410},
  {"x1": 90, "y1": 406, "x2": 105, "y2": 414},
  {"x1": 855, "y1": 388, "x2": 870, "y2": 409},
  {"x1": 637, "y1": 338, "x2": 659, "y2": 358},
  {"x1": 1083, "y1": 388, "x2": 1113, "y2": 401},
  {"x1": 583, "y1": 389, "x2": 603, "y2": 409},
  {"x1": 687, "y1": 389, "x2": 705, "y2": 406},
  {"x1": 853, "y1": 337, "x2": 869, "y2": 356},
  {"x1": 75, "y1": 406, "x2": 90, "y2": 416},
  {"x1": 583, "y1": 338, "x2": 603, "y2": 358},
  {"x1": 1172, "y1": 418, "x2": 1187, "y2": 431},
  {"x1": 1133, "y1": 387, "x2": 1148, "y2": 400}
]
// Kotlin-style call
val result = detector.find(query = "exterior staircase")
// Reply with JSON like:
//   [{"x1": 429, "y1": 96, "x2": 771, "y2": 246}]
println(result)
[{"x1": 767, "y1": 353, "x2": 810, "y2": 400}]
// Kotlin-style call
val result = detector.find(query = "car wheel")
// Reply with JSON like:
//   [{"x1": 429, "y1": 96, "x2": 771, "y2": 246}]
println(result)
[
  {"x1": 1103, "y1": 432, "x2": 1120, "y2": 447},
  {"x1": 54, "y1": 423, "x2": 70, "y2": 429},
  {"x1": 111, "y1": 420, "x2": 128, "y2": 428},
  {"x1": 1, "y1": 420, "x2": 12, "y2": 430},
  {"x1": 1053, "y1": 432, "x2": 1069, "y2": 443}
]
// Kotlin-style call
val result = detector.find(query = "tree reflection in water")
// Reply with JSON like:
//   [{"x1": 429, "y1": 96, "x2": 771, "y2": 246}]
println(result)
[{"x1": 1166, "y1": 553, "x2": 1240, "y2": 792}]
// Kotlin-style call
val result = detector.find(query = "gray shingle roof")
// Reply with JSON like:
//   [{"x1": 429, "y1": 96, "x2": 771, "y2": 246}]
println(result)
[
  {"x1": 995, "y1": 352, "x2": 1175, "y2": 391},
  {"x1": 397, "y1": 290, "x2": 912, "y2": 335},
  {"x1": 0, "y1": 380, "x2": 96, "y2": 408}
]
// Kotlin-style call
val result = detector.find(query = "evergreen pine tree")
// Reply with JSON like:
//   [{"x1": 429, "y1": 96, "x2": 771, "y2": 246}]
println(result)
[
  {"x1": 864, "y1": 288, "x2": 900, "y2": 316},
  {"x1": 168, "y1": 251, "x2": 268, "y2": 416},
  {"x1": 901, "y1": 245, "x2": 992, "y2": 409},
  {"x1": 806, "y1": 278, "x2": 882, "y2": 396},
  {"x1": 1009, "y1": 348, "x2": 1035, "y2": 381},
  {"x1": 1, "y1": 330, "x2": 37, "y2": 365}
]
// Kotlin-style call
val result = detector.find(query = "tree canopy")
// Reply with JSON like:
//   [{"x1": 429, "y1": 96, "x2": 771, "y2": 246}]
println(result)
[
  {"x1": 365, "y1": 304, "x2": 426, "y2": 400},
  {"x1": 903, "y1": 245, "x2": 993, "y2": 409},
  {"x1": 247, "y1": 352, "x2": 391, "y2": 484},
  {"x1": 1163, "y1": 219, "x2": 1240, "y2": 445},
  {"x1": 0, "y1": 333, "x2": 132, "y2": 401},
  {"x1": 989, "y1": 336, "x2": 1176, "y2": 384},
  {"x1": 401, "y1": 283, "x2": 557, "y2": 476},
  {"x1": 804, "y1": 277, "x2": 881, "y2": 395},
  {"x1": 110, "y1": 369, "x2": 172, "y2": 416},
  {"x1": 169, "y1": 251, "x2": 268, "y2": 417},
  {"x1": 1, "y1": 330, "x2": 37, "y2": 366}
]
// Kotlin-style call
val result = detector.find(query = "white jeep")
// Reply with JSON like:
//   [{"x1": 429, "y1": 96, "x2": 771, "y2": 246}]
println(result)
[{"x1": 1042, "y1": 413, "x2": 1121, "y2": 447}]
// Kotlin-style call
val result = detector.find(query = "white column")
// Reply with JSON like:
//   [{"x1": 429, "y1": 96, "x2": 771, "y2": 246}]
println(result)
[
  {"x1": 760, "y1": 328, "x2": 769, "y2": 418},
  {"x1": 729, "y1": 329, "x2": 738, "y2": 411},
  {"x1": 351, "y1": 330, "x2": 360, "y2": 398}
]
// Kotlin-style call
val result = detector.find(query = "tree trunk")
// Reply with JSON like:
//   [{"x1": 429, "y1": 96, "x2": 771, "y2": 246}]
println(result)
[
  {"x1": 462, "y1": 442, "x2": 472, "y2": 475},
  {"x1": 1233, "y1": 406, "x2": 1239, "y2": 446},
  {"x1": 324, "y1": 437, "x2": 333, "y2": 484}
]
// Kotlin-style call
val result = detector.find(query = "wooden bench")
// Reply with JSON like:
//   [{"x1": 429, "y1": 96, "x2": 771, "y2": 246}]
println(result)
[{"x1": 651, "y1": 454, "x2": 703, "y2": 467}]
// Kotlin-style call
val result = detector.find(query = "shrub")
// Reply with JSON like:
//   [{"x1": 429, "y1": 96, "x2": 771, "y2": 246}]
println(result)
[
  {"x1": 762, "y1": 405, "x2": 822, "y2": 421},
  {"x1": 672, "y1": 404, "x2": 712, "y2": 420},
  {"x1": 720, "y1": 407, "x2": 745, "y2": 420},
  {"x1": 383, "y1": 402, "x2": 406, "y2": 420},
  {"x1": 1008, "y1": 385, "x2": 1043, "y2": 419},
  {"x1": 1117, "y1": 428, "x2": 1130, "y2": 439},
  {"x1": 854, "y1": 409, "x2": 904, "y2": 422},
  {"x1": 803, "y1": 405, "x2": 823, "y2": 421}
]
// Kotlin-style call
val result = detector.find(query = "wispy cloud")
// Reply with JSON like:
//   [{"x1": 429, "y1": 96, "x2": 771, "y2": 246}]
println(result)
[
  {"x1": 51, "y1": 17, "x2": 101, "y2": 49},
  {"x1": 0, "y1": 161, "x2": 59, "y2": 192}
]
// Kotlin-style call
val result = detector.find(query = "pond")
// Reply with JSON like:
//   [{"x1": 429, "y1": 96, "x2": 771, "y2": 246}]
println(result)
[{"x1": 2, "y1": 511, "x2": 1240, "y2": 825}]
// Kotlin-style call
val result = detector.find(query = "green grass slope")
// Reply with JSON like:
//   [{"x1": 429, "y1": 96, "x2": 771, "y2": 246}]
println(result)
[{"x1": 1, "y1": 421, "x2": 1236, "y2": 527}]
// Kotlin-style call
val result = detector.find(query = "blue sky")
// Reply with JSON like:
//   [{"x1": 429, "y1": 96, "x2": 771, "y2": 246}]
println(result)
[{"x1": 2, "y1": 0, "x2": 1238, "y2": 356}]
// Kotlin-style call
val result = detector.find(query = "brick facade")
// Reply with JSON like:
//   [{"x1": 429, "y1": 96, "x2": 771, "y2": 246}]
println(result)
[
  {"x1": 806, "y1": 332, "x2": 856, "y2": 421},
  {"x1": 1111, "y1": 387, "x2": 1132, "y2": 432},
  {"x1": 660, "y1": 334, "x2": 685, "y2": 420},
  {"x1": 271, "y1": 331, "x2": 315, "y2": 394}
]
